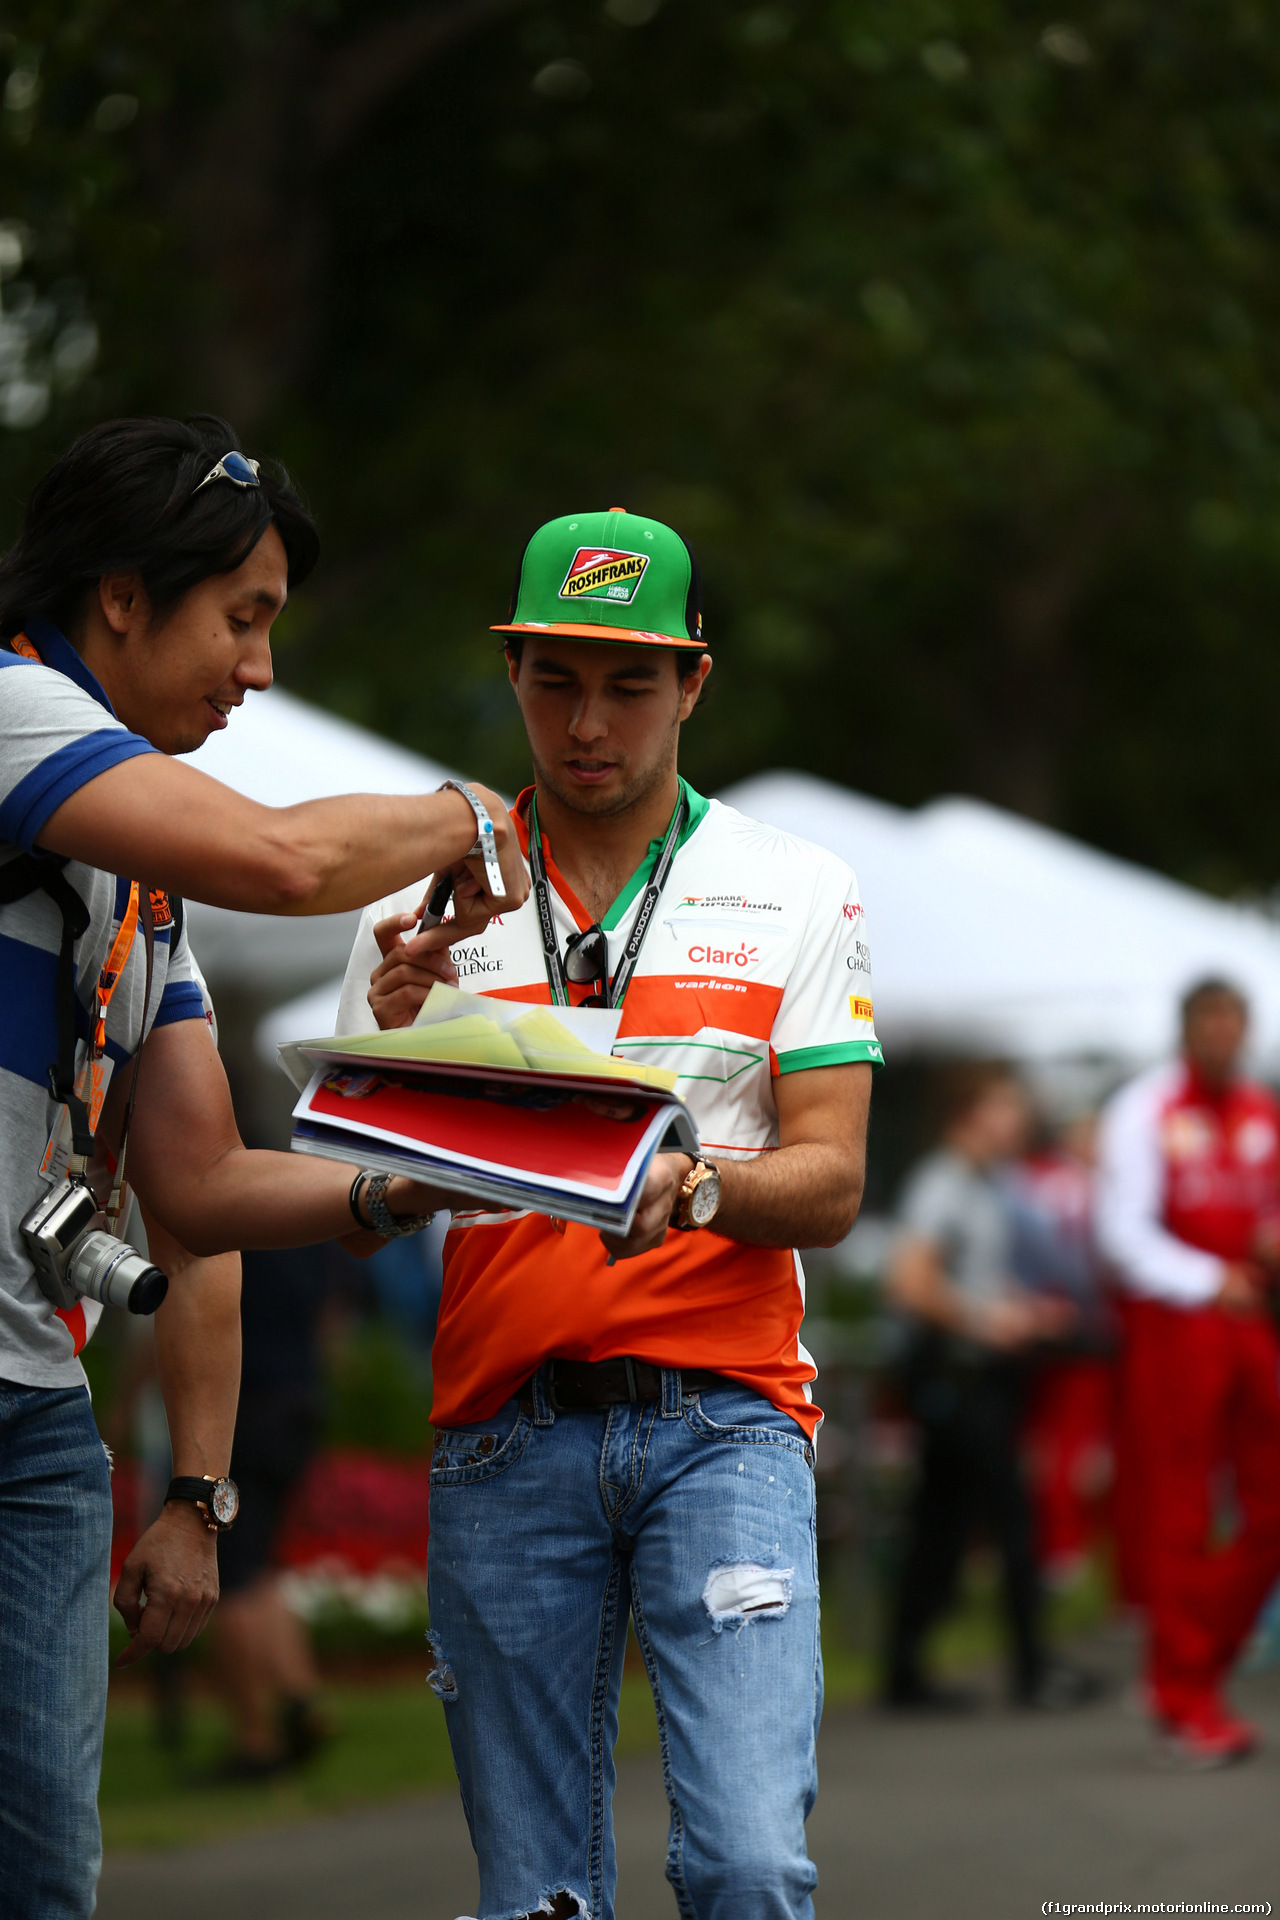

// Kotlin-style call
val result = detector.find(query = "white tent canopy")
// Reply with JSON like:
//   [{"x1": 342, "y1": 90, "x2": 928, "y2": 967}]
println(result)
[
  {"x1": 185, "y1": 686, "x2": 454, "y2": 994},
  {"x1": 182, "y1": 686, "x2": 1280, "y2": 1069},
  {"x1": 722, "y1": 772, "x2": 1280, "y2": 1069}
]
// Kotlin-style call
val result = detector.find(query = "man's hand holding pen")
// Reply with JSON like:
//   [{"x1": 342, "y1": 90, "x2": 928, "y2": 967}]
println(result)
[
  {"x1": 365, "y1": 785, "x2": 527, "y2": 1031},
  {"x1": 368, "y1": 867, "x2": 490, "y2": 1030}
]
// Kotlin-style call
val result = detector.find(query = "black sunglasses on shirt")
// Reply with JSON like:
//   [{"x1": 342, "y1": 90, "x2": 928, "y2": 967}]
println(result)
[{"x1": 563, "y1": 924, "x2": 610, "y2": 1007}]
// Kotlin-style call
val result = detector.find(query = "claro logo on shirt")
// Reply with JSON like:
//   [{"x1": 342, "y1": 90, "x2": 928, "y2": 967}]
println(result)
[
  {"x1": 849, "y1": 995, "x2": 874, "y2": 1022},
  {"x1": 686, "y1": 941, "x2": 759, "y2": 969}
]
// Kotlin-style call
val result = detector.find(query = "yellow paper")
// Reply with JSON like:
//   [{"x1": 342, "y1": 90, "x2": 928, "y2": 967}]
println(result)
[
  {"x1": 566, "y1": 1055, "x2": 679, "y2": 1091},
  {"x1": 314, "y1": 997, "x2": 678, "y2": 1091},
  {"x1": 324, "y1": 1019, "x2": 528, "y2": 1070},
  {"x1": 505, "y1": 1011, "x2": 674, "y2": 1086},
  {"x1": 507, "y1": 1007, "x2": 594, "y2": 1067}
]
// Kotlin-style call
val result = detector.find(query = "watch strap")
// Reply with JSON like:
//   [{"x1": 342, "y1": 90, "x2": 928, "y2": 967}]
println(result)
[
  {"x1": 167, "y1": 1476, "x2": 216, "y2": 1502},
  {"x1": 363, "y1": 1171, "x2": 433, "y2": 1239},
  {"x1": 165, "y1": 1474, "x2": 238, "y2": 1530}
]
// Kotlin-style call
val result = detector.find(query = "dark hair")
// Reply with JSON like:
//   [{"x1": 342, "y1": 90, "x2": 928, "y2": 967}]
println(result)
[
  {"x1": 0, "y1": 414, "x2": 320, "y2": 641},
  {"x1": 502, "y1": 633, "x2": 705, "y2": 681},
  {"x1": 1180, "y1": 976, "x2": 1248, "y2": 1025},
  {"x1": 932, "y1": 1059, "x2": 1021, "y2": 1136}
]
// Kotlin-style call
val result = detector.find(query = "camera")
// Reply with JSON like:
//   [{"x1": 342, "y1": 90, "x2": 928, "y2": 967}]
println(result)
[{"x1": 22, "y1": 1179, "x2": 169, "y2": 1317}]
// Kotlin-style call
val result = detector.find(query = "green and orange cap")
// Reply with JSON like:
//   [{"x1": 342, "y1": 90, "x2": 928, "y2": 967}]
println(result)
[{"x1": 492, "y1": 508, "x2": 705, "y2": 651}]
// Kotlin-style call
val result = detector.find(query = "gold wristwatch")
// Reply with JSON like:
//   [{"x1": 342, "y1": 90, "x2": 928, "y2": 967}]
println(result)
[{"x1": 672, "y1": 1157, "x2": 722, "y2": 1232}]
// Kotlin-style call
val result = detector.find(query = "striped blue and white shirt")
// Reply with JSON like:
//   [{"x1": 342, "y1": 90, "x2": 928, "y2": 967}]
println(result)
[{"x1": 0, "y1": 620, "x2": 208, "y2": 1387}]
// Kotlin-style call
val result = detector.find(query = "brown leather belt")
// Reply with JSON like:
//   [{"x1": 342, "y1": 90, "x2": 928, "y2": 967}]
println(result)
[{"x1": 518, "y1": 1357, "x2": 731, "y2": 1412}]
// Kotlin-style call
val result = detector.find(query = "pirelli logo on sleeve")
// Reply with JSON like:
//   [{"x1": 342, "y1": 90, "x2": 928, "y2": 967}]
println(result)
[
  {"x1": 559, "y1": 547, "x2": 650, "y2": 606},
  {"x1": 849, "y1": 995, "x2": 874, "y2": 1022}
]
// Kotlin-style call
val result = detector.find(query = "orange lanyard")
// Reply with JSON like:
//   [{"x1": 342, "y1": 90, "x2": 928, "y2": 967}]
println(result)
[
  {"x1": 11, "y1": 631, "x2": 143, "y2": 1058},
  {"x1": 94, "y1": 881, "x2": 140, "y2": 1057}
]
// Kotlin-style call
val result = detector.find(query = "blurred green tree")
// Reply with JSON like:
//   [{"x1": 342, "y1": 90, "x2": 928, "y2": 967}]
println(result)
[{"x1": 5, "y1": 1, "x2": 1280, "y2": 894}]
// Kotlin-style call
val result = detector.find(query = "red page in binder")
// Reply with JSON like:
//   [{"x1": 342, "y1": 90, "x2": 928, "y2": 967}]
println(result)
[{"x1": 305, "y1": 1071, "x2": 659, "y2": 1194}]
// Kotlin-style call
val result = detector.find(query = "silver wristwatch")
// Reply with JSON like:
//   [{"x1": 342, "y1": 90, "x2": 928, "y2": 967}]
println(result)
[{"x1": 359, "y1": 1171, "x2": 433, "y2": 1240}]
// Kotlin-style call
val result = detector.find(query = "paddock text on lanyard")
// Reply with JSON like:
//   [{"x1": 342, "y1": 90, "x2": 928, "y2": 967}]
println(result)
[{"x1": 527, "y1": 788, "x2": 688, "y2": 1009}]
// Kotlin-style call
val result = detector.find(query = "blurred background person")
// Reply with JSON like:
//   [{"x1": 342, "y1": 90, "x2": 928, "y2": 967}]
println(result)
[
  {"x1": 1007, "y1": 1107, "x2": 1116, "y2": 1593},
  {"x1": 208, "y1": 1243, "x2": 344, "y2": 1779},
  {"x1": 1097, "y1": 978, "x2": 1280, "y2": 1765},
  {"x1": 882, "y1": 1063, "x2": 1096, "y2": 1712}
]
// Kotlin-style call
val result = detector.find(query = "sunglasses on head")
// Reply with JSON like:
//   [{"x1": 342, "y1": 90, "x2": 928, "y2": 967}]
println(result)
[
  {"x1": 192, "y1": 451, "x2": 261, "y2": 496},
  {"x1": 563, "y1": 924, "x2": 610, "y2": 1007}
]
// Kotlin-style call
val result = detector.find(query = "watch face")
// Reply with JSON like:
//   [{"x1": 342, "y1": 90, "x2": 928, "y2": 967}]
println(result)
[
  {"x1": 689, "y1": 1174, "x2": 722, "y2": 1226},
  {"x1": 210, "y1": 1477, "x2": 239, "y2": 1527}
]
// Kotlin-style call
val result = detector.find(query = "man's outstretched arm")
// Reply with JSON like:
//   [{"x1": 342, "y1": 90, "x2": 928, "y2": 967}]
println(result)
[
  {"x1": 38, "y1": 757, "x2": 528, "y2": 920},
  {"x1": 122, "y1": 1018, "x2": 450, "y2": 1256}
]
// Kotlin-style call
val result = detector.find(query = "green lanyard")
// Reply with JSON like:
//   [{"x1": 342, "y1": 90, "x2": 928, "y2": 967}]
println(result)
[{"x1": 527, "y1": 788, "x2": 688, "y2": 1008}]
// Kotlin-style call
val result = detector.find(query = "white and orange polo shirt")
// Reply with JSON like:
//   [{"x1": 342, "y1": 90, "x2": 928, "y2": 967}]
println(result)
[{"x1": 336, "y1": 781, "x2": 881, "y2": 1440}]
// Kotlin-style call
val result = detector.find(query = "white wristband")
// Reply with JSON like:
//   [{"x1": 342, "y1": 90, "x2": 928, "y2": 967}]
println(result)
[{"x1": 439, "y1": 780, "x2": 504, "y2": 895}]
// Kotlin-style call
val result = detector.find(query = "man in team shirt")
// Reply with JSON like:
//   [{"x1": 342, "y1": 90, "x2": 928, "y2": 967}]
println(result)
[
  {"x1": 1097, "y1": 979, "x2": 1280, "y2": 1766},
  {"x1": 336, "y1": 509, "x2": 881, "y2": 1920}
]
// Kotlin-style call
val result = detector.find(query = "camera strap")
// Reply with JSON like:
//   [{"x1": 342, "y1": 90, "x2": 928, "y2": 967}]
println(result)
[
  {"x1": 92, "y1": 880, "x2": 140, "y2": 1058},
  {"x1": 104, "y1": 888, "x2": 155, "y2": 1236}
]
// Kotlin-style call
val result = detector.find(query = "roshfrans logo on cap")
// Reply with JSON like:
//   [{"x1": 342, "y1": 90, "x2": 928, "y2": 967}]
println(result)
[{"x1": 559, "y1": 546, "x2": 649, "y2": 606}]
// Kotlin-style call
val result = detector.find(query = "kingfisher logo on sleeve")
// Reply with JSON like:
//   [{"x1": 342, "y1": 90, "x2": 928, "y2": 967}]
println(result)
[{"x1": 559, "y1": 547, "x2": 650, "y2": 605}]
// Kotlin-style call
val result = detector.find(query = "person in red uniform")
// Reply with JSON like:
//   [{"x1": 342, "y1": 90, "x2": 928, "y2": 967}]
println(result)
[
  {"x1": 1097, "y1": 978, "x2": 1280, "y2": 1764},
  {"x1": 1009, "y1": 1112, "x2": 1115, "y2": 1591}
]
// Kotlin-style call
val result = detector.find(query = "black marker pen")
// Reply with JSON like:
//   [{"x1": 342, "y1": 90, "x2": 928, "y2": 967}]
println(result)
[{"x1": 416, "y1": 875, "x2": 454, "y2": 935}]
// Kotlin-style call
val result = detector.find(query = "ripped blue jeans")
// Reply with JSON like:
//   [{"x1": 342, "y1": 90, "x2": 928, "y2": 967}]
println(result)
[{"x1": 427, "y1": 1373, "x2": 821, "y2": 1920}]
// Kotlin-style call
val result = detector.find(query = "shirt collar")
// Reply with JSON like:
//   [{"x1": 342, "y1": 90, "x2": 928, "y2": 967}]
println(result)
[
  {"x1": 23, "y1": 617, "x2": 118, "y2": 716},
  {"x1": 517, "y1": 778, "x2": 708, "y2": 935}
]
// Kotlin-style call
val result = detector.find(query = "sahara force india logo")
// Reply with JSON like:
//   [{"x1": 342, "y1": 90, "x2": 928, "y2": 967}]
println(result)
[{"x1": 559, "y1": 547, "x2": 650, "y2": 606}]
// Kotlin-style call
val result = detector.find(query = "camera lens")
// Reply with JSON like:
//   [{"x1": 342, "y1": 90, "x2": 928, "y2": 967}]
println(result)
[{"x1": 69, "y1": 1232, "x2": 169, "y2": 1315}]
